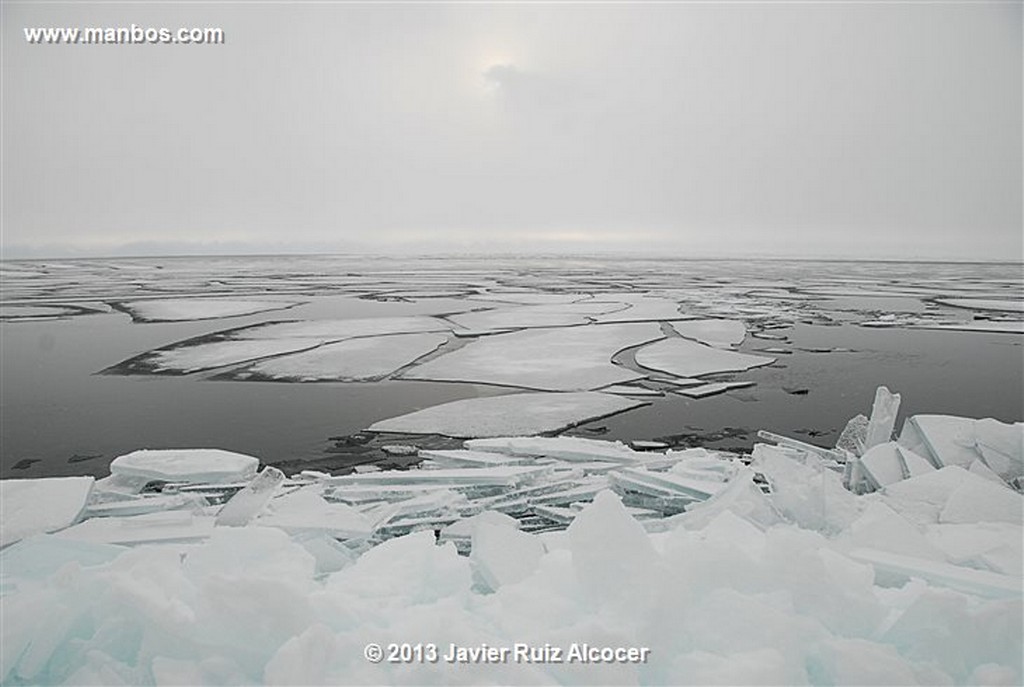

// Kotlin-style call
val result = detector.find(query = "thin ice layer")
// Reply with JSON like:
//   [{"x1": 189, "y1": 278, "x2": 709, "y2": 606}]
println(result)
[
  {"x1": 0, "y1": 477, "x2": 95, "y2": 547},
  {"x1": 368, "y1": 392, "x2": 645, "y2": 438},
  {"x1": 669, "y1": 319, "x2": 747, "y2": 347},
  {"x1": 110, "y1": 448, "x2": 259, "y2": 484},
  {"x1": 400, "y1": 323, "x2": 664, "y2": 391},
  {"x1": 115, "y1": 298, "x2": 299, "y2": 322},
  {"x1": 635, "y1": 337, "x2": 775, "y2": 378},
  {"x1": 447, "y1": 302, "x2": 626, "y2": 333},
  {"x1": 238, "y1": 332, "x2": 448, "y2": 381}
]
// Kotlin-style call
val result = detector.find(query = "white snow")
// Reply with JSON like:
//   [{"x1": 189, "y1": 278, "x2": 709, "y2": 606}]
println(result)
[
  {"x1": 0, "y1": 477, "x2": 94, "y2": 547},
  {"x1": 635, "y1": 337, "x2": 775, "y2": 378},
  {"x1": 110, "y1": 448, "x2": 260, "y2": 484},
  {"x1": 669, "y1": 318, "x2": 747, "y2": 347},
  {"x1": 400, "y1": 323, "x2": 664, "y2": 391},
  {"x1": 116, "y1": 298, "x2": 300, "y2": 322},
  {"x1": 239, "y1": 333, "x2": 449, "y2": 381}
]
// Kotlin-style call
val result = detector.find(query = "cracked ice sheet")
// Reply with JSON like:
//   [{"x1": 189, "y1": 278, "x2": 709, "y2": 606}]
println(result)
[
  {"x1": 591, "y1": 294, "x2": 686, "y2": 323},
  {"x1": 143, "y1": 338, "x2": 321, "y2": 374},
  {"x1": 231, "y1": 315, "x2": 452, "y2": 340},
  {"x1": 911, "y1": 321, "x2": 1024, "y2": 335},
  {"x1": 368, "y1": 392, "x2": 645, "y2": 438},
  {"x1": 114, "y1": 298, "x2": 301, "y2": 322},
  {"x1": 400, "y1": 322, "x2": 664, "y2": 391},
  {"x1": 635, "y1": 337, "x2": 775, "y2": 378},
  {"x1": 235, "y1": 333, "x2": 449, "y2": 381},
  {"x1": 446, "y1": 301, "x2": 628, "y2": 333},
  {"x1": 669, "y1": 319, "x2": 747, "y2": 347}
]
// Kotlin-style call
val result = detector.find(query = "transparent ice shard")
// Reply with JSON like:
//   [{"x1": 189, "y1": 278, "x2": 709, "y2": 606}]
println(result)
[
  {"x1": 399, "y1": 322, "x2": 664, "y2": 391},
  {"x1": 368, "y1": 392, "x2": 644, "y2": 438},
  {"x1": 635, "y1": 337, "x2": 774, "y2": 378},
  {"x1": 110, "y1": 448, "x2": 259, "y2": 485},
  {"x1": 0, "y1": 477, "x2": 94, "y2": 547},
  {"x1": 216, "y1": 467, "x2": 285, "y2": 526},
  {"x1": 864, "y1": 386, "x2": 901, "y2": 450},
  {"x1": 416, "y1": 449, "x2": 527, "y2": 468}
]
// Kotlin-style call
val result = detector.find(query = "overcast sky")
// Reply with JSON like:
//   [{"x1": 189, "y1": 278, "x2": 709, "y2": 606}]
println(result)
[{"x1": 2, "y1": 1, "x2": 1021, "y2": 260}]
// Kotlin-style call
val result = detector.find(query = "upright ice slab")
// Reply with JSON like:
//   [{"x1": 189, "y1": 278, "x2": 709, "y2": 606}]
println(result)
[{"x1": 864, "y1": 386, "x2": 901, "y2": 450}]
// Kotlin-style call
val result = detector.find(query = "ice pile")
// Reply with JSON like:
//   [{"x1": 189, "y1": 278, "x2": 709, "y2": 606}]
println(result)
[{"x1": 1, "y1": 393, "x2": 1021, "y2": 686}]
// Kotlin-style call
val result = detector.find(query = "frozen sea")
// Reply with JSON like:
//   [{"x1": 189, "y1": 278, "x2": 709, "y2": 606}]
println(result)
[{"x1": 1, "y1": 255, "x2": 1021, "y2": 479}]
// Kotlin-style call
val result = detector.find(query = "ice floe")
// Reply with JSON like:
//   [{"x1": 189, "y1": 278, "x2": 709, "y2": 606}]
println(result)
[
  {"x1": 635, "y1": 337, "x2": 775, "y2": 378},
  {"x1": 368, "y1": 392, "x2": 645, "y2": 438},
  {"x1": 114, "y1": 298, "x2": 301, "y2": 322},
  {"x1": 446, "y1": 301, "x2": 626, "y2": 333},
  {"x1": 236, "y1": 332, "x2": 449, "y2": 381},
  {"x1": 138, "y1": 338, "x2": 321, "y2": 374},
  {"x1": 232, "y1": 316, "x2": 452, "y2": 340},
  {"x1": 933, "y1": 298, "x2": 1024, "y2": 313},
  {"x1": 669, "y1": 318, "x2": 747, "y2": 347},
  {"x1": 400, "y1": 323, "x2": 664, "y2": 391}
]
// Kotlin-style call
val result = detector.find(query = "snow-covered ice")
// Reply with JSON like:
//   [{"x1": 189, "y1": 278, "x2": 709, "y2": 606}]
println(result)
[
  {"x1": 238, "y1": 333, "x2": 449, "y2": 381},
  {"x1": 400, "y1": 323, "x2": 664, "y2": 391},
  {"x1": 635, "y1": 337, "x2": 775, "y2": 378},
  {"x1": 368, "y1": 392, "x2": 645, "y2": 438}
]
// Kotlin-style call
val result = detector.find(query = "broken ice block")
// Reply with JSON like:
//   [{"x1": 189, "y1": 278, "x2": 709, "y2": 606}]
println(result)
[
  {"x1": 857, "y1": 442, "x2": 934, "y2": 492},
  {"x1": 53, "y1": 510, "x2": 217, "y2": 545},
  {"x1": 0, "y1": 477, "x2": 94, "y2": 547},
  {"x1": 110, "y1": 448, "x2": 259, "y2": 484},
  {"x1": 255, "y1": 487, "x2": 373, "y2": 539},
  {"x1": 216, "y1": 466, "x2": 285, "y2": 526},
  {"x1": 417, "y1": 449, "x2": 527, "y2": 468},
  {"x1": 848, "y1": 548, "x2": 1021, "y2": 598},
  {"x1": 471, "y1": 521, "x2": 544, "y2": 591},
  {"x1": 326, "y1": 465, "x2": 551, "y2": 488},
  {"x1": 864, "y1": 386, "x2": 901, "y2": 450}
]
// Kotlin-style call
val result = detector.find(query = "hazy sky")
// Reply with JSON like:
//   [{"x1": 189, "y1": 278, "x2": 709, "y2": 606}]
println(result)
[{"x1": 2, "y1": 2, "x2": 1021, "y2": 260}]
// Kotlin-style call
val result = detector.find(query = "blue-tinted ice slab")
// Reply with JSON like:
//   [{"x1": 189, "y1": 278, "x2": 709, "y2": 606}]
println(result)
[
  {"x1": 417, "y1": 449, "x2": 528, "y2": 468},
  {"x1": 0, "y1": 477, "x2": 94, "y2": 547},
  {"x1": 0, "y1": 535, "x2": 124, "y2": 584},
  {"x1": 855, "y1": 442, "x2": 934, "y2": 492},
  {"x1": 368, "y1": 392, "x2": 645, "y2": 438},
  {"x1": 635, "y1": 338, "x2": 774, "y2": 378},
  {"x1": 238, "y1": 332, "x2": 449, "y2": 381},
  {"x1": 110, "y1": 448, "x2": 259, "y2": 484},
  {"x1": 899, "y1": 415, "x2": 1023, "y2": 485},
  {"x1": 471, "y1": 521, "x2": 545, "y2": 591},
  {"x1": 669, "y1": 319, "x2": 747, "y2": 348},
  {"x1": 115, "y1": 298, "x2": 300, "y2": 322},
  {"x1": 399, "y1": 323, "x2": 664, "y2": 391},
  {"x1": 327, "y1": 465, "x2": 551, "y2": 488}
]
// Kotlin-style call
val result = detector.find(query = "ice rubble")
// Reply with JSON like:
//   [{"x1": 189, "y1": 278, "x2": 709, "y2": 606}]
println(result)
[
  {"x1": 399, "y1": 323, "x2": 664, "y2": 391},
  {"x1": 1, "y1": 392, "x2": 1022, "y2": 686}
]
